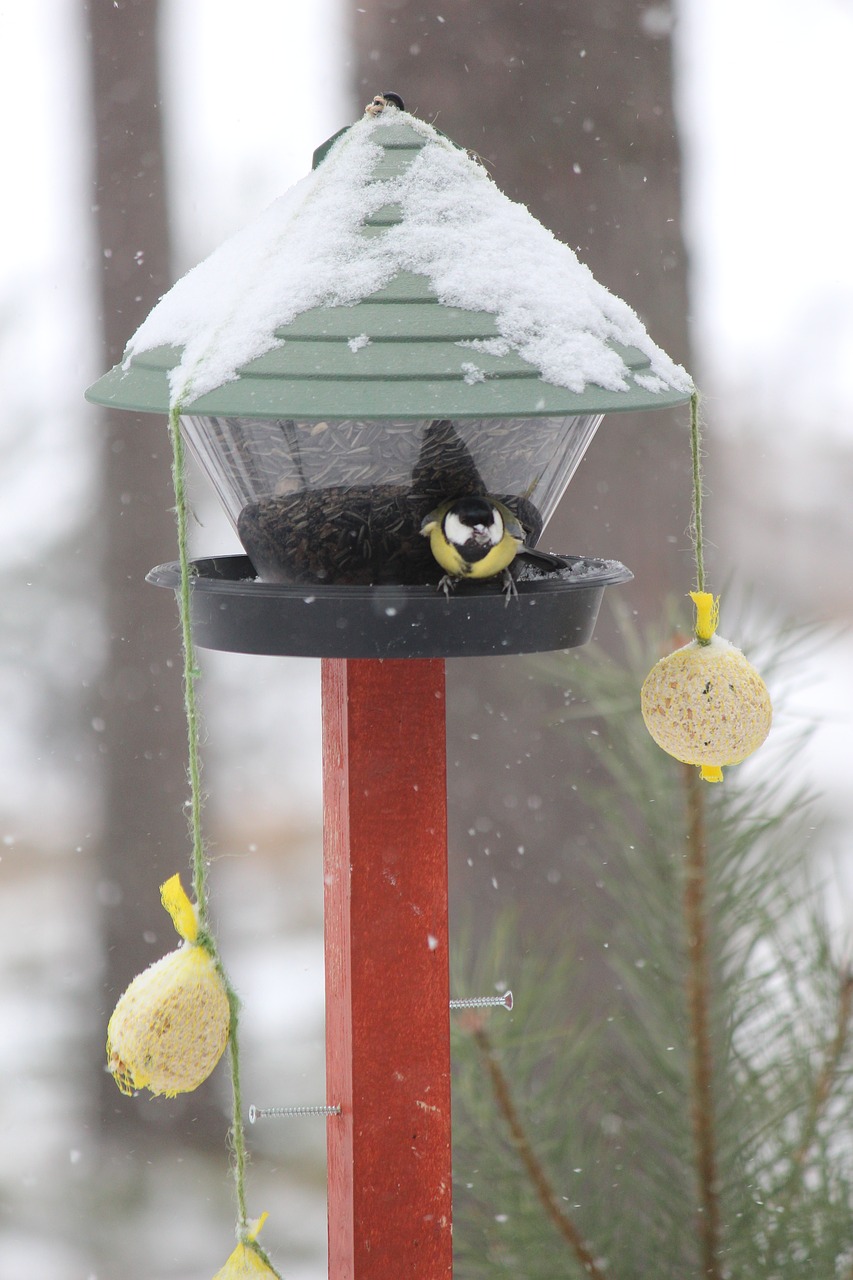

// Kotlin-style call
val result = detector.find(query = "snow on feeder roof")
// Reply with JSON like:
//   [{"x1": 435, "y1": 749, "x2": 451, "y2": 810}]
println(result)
[{"x1": 86, "y1": 105, "x2": 693, "y2": 420}]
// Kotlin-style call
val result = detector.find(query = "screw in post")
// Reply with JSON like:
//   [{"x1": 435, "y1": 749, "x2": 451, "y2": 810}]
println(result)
[
  {"x1": 449, "y1": 991, "x2": 513, "y2": 1011},
  {"x1": 248, "y1": 1104, "x2": 342, "y2": 1123}
]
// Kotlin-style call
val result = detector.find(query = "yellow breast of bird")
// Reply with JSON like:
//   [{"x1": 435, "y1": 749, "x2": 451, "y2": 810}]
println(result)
[{"x1": 428, "y1": 527, "x2": 520, "y2": 580}]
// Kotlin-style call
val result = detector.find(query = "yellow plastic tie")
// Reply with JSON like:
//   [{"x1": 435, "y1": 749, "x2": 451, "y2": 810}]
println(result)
[
  {"x1": 245, "y1": 1214, "x2": 269, "y2": 1243},
  {"x1": 212, "y1": 1212, "x2": 281, "y2": 1279},
  {"x1": 700, "y1": 764, "x2": 724, "y2": 784},
  {"x1": 160, "y1": 873, "x2": 199, "y2": 943},
  {"x1": 690, "y1": 591, "x2": 719, "y2": 644}
]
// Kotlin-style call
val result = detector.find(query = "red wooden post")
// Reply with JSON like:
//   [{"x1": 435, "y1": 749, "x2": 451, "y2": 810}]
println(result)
[{"x1": 322, "y1": 657, "x2": 453, "y2": 1279}]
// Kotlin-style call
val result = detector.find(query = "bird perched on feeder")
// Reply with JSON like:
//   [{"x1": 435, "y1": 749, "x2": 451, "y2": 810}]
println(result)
[
  {"x1": 420, "y1": 494, "x2": 567, "y2": 601},
  {"x1": 364, "y1": 91, "x2": 406, "y2": 116}
]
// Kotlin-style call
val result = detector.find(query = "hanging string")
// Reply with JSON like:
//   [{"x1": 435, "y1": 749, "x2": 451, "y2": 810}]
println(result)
[
  {"x1": 168, "y1": 405, "x2": 208, "y2": 922},
  {"x1": 689, "y1": 390, "x2": 706, "y2": 596},
  {"x1": 167, "y1": 403, "x2": 253, "y2": 1245},
  {"x1": 226, "y1": 991, "x2": 249, "y2": 1232}
]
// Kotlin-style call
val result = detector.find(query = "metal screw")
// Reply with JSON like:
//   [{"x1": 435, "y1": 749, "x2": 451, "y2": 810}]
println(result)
[
  {"x1": 450, "y1": 991, "x2": 513, "y2": 1011},
  {"x1": 249, "y1": 1104, "x2": 342, "y2": 1123}
]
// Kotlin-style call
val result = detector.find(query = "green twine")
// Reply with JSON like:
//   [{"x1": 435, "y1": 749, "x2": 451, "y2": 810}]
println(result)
[
  {"x1": 167, "y1": 407, "x2": 207, "y2": 921},
  {"x1": 227, "y1": 989, "x2": 249, "y2": 1230},
  {"x1": 168, "y1": 403, "x2": 252, "y2": 1244},
  {"x1": 689, "y1": 390, "x2": 706, "y2": 595}
]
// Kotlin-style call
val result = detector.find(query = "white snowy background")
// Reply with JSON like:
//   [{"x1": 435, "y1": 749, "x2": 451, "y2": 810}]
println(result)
[{"x1": 1, "y1": 0, "x2": 852, "y2": 1276}]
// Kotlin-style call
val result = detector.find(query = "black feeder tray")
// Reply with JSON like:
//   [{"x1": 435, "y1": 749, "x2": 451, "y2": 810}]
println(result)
[{"x1": 147, "y1": 553, "x2": 633, "y2": 659}]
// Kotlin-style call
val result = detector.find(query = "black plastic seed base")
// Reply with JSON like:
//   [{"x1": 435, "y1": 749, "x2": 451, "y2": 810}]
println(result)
[{"x1": 146, "y1": 554, "x2": 633, "y2": 659}]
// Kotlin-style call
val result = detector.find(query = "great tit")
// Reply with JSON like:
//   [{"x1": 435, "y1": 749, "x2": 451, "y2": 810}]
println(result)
[
  {"x1": 420, "y1": 495, "x2": 528, "y2": 600},
  {"x1": 364, "y1": 91, "x2": 405, "y2": 116}
]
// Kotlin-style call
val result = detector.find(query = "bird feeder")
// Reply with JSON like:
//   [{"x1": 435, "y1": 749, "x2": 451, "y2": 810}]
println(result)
[{"x1": 87, "y1": 99, "x2": 692, "y2": 1278}]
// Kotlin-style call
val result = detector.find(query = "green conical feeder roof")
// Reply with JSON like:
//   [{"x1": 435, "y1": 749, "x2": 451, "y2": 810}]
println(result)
[{"x1": 86, "y1": 111, "x2": 693, "y2": 420}]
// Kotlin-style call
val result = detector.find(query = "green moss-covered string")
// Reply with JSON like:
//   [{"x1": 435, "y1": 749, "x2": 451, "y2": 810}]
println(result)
[
  {"x1": 689, "y1": 390, "x2": 706, "y2": 596},
  {"x1": 226, "y1": 987, "x2": 249, "y2": 1231},
  {"x1": 167, "y1": 405, "x2": 208, "y2": 921},
  {"x1": 167, "y1": 403, "x2": 257, "y2": 1254}
]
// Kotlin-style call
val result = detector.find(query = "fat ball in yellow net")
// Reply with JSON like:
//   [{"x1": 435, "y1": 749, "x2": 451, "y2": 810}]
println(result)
[
  {"x1": 102, "y1": 405, "x2": 275, "y2": 1273},
  {"x1": 106, "y1": 873, "x2": 231, "y2": 1097},
  {"x1": 641, "y1": 592, "x2": 772, "y2": 782},
  {"x1": 640, "y1": 395, "x2": 773, "y2": 782}
]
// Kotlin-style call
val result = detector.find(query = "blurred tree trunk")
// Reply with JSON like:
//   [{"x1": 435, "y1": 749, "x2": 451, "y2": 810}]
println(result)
[
  {"x1": 84, "y1": 0, "x2": 220, "y2": 1141},
  {"x1": 348, "y1": 1, "x2": 694, "y2": 984}
]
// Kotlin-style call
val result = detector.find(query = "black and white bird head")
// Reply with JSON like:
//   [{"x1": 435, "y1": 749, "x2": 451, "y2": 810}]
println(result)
[
  {"x1": 443, "y1": 495, "x2": 505, "y2": 562},
  {"x1": 364, "y1": 92, "x2": 406, "y2": 117}
]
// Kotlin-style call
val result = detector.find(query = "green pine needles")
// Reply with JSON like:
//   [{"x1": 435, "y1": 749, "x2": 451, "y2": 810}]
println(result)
[{"x1": 451, "y1": 603, "x2": 853, "y2": 1279}]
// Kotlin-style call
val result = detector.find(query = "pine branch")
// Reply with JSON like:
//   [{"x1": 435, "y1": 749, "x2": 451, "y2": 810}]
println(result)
[
  {"x1": 682, "y1": 764, "x2": 723, "y2": 1279},
  {"x1": 471, "y1": 1021, "x2": 609, "y2": 1280},
  {"x1": 791, "y1": 969, "x2": 853, "y2": 1171},
  {"x1": 765, "y1": 966, "x2": 853, "y2": 1259},
  {"x1": 451, "y1": 605, "x2": 853, "y2": 1278}
]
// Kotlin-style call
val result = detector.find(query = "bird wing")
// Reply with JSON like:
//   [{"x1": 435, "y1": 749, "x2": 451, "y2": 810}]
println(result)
[
  {"x1": 494, "y1": 503, "x2": 526, "y2": 544},
  {"x1": 419, "y1": 500, "x2": 450, "y2": 536}
]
